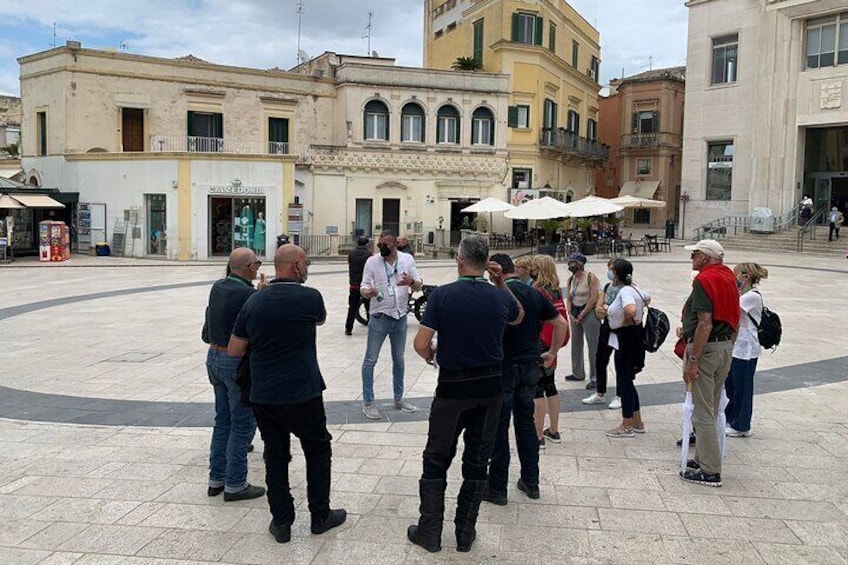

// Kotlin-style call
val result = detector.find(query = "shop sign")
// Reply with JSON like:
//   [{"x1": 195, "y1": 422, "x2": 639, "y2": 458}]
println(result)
[
  {"x1": 325, "y1": 226, "x2": 338, "y2": 235},
  {"x1": 208, "y1": 186, "x2": 267, "y2": 195},
  {"x1": 289, "y1": 221, "x2": 304, "y2": 232}
]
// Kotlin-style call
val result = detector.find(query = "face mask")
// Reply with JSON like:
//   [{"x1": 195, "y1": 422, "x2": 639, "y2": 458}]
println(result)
[
  {"x1": 607, "y1": 270, "x2": 615, "y2": 282},
  {"x1": 379, "y1": 244, "x2": 391, "y2": 257},
  {"x1": 736, "y1": 278, "x2": 744, "y2": 290},
  {"x1": 530, "y1": 273, "x2": 538, "y2": 281},
  {"x1": 568, "y1": 265, "x2": 580, "y2": 274}
]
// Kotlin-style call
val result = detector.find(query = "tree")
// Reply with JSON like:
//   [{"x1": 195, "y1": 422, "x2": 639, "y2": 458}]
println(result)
[
  {"x1": 451, "y1": 56, "x2": 483, "y2": 72},
  {"x1": 0, "y1": 141, "x2": 19, "y2": 158}
]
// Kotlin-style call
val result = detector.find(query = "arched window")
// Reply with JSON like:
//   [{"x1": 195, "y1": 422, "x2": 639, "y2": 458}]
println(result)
[
  {"x1": 436, "y1": 105, "x2": 460, "y2": 144},
  {"x1": 401, "y1": 103, "x2": 425, "y2": 143},
  {"x1": 565, "y1": 190, "x2": 574, "y2": 203},
  {"x1": 364, "y1": 100, "x2": 389, "y2": 141},
  {"x1": 471, "y1": 107, "x2": 494, "y2": 146}
]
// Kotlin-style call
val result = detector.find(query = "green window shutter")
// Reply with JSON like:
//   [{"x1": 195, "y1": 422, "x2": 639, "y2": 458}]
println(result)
[
  {"x1": 508, "y1": 106, "x2": 518, "y2": 128},
  {"x1": 213, "y1": 113, "x2": 223, "y2": 138},
  {"x1": 473, "y1": 20, "x2": 484, "y2": 64},
  {"x1": 549, "y1": 25, "x2": 556, "y2": 51},
  {"x1": 511, "y1": 13, "x2": 520, "y2": 42},
  {"x1": 551, "y1": 103, "x2": 557, "y2": 130},
  {"x1": 187, "y1": 111, "x2": 196, "y2": 136},
  {"x1": 437, "y1": 119, "x2": 443, "y2": 142},
  {"x1": 534, "y1": 16, "x2": 543, "y2": 45},
  {"x1": 653, "y1": 111, "x2": 660, "y2": 133},
  {"x1": 631, "y1": 112, "x2": 638, "y2": 133}
]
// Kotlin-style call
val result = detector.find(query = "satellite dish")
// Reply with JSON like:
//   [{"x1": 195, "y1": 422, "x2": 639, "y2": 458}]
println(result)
[
  {"x1": 371, "y1": 50, "x2": 379, "y2": 58},
  {"x1": 297, "y1": 49, "x2": 311, "y2": 63}
]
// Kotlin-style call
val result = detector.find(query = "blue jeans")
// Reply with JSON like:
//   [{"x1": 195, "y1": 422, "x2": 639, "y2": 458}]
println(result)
[
  {"x1": 725, "y1": 357, "x2": 758, "y2": 433},
  {"x1": 361, "y1": 313, "x2": 407, "y2": 403},
  {"x1": 206, "y1": 349, "x2": 257, "y2": 492},
  {"x1": 488, "y1": 363, "x2": 540, "y2": 494}
]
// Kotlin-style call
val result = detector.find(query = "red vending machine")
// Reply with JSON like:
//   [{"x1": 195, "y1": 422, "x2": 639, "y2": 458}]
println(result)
[{"x1": 39, "y1": 221, "x2": 71, "y2": 262}]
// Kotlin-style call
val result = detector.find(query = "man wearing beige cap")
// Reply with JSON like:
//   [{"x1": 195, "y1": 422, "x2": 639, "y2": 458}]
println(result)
[{"x1": 678, "y1": 240, "x2": 739, "y2": 487}]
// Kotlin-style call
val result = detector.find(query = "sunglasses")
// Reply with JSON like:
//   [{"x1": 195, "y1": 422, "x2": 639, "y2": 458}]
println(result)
[{"x1": 251, "y1": 260, "x2": 262, "y2": 267}]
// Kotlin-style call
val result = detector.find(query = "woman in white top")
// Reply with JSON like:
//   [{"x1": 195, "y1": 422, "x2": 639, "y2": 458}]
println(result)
[
  {"x1": 725, "y1": 262, "x2": 768, "y2": 437},
  {"x1": 604, "y1": 259, "x2": 650, "y2": 439}
]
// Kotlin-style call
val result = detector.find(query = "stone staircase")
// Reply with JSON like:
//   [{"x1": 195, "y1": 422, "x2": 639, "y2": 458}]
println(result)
[{"x1": 718, "y1": 226, "x2": 847, "y2": 257}]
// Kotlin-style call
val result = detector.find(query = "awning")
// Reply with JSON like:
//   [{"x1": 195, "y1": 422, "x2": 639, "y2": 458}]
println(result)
[
  {"x1": 0, "y1": 168, "x2": 22, "y2": 179},
  {"x1": 6, "y1": 194, "x2": 65, "y2": 208},
  {"x1": 620, "y1": 180, "x2": 660, "y2": 200}
]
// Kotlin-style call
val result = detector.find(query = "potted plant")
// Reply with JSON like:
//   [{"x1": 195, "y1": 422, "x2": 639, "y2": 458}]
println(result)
[{"x1": 537, "y1": 218, "x2": 561, "y2": 256}]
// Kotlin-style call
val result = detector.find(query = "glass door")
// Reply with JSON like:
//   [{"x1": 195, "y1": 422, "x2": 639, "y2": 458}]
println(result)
[
  {"x1": 814, "y1": 178, "x2": 830, "y2": 225},
  {"x1": 210, "y1": 197, "x2": 233, "y2": 256},
  {"x1": 146, "y1": 194, "x2": 167, "y2": 255},
  {"x1": 355, "y1": 198, "x2": 372, "y2": 237}
]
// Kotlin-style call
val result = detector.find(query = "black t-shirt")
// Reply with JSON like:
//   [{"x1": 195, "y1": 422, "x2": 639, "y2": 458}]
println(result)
[
  {"x1": 502, "y1": 278, "x2": 559, "y2": 364},
  {"x1": 206, "y1": 276, "x2": 255, "y2": 347},
  {"x1": 232, "y1": 279, "x2": 327, "y2": 405},
  {"x1": 421, "y1": 278, "x2": 519, "y2": 371}
]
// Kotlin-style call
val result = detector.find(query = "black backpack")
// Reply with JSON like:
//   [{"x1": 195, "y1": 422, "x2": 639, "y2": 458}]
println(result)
[
  {"x1": 634, "y1": 288, "x2": 670, "y2": 353},
  {"x1": 749, "y1": 291, "x2": 781, "y2": 350}
]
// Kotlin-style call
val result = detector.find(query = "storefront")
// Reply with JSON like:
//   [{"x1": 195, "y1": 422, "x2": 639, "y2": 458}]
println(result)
[
  {"x1": 0, "y1": 180, "x2": 76, "y2": 256},
  {"x1": 207, "y1": 185, "x2": 268, "y2": 257}
]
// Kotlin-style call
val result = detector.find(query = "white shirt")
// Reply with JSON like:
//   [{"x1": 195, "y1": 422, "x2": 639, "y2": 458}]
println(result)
[
  {"x1": 734, "y1": 289, "x2": 763, "y2": 360},
  {"x1": 831, "y1": 210, "x2": 840, "y2": 223},
  {"x1": 361, "y1": 252, "x2": 421, "y2": 319},
  {"x1": 606, "y1": 285, "x2": 650, "y2": 350}
]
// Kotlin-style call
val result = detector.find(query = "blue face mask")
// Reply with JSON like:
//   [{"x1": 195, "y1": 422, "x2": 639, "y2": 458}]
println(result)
[
  {"x1": 607, "y1": 270, "x2": 615, "y2": 282},
  {"x1": 736, "y1": 278, "x2": 744, "y2": 290}
]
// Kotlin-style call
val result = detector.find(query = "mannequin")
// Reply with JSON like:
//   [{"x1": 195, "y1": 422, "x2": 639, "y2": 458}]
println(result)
[
  {"x1": 253, "y1": 212, "x2": 266, "y2": 255},
  {"x1": 240, "y1": 205, "x2": 253, "y2": 248}
]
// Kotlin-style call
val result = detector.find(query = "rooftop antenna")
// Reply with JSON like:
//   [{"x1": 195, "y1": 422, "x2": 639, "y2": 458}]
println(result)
[
  {"x1": 363, "y1": 11, "x2": 373, "y2": 56},
  {"x1": 50, "y1": 22, "x2": 57, "y2": 48},
  {"x1": 296, "y1": 0, "x2": 306, "y2": 56},
  {"x1": 120, "y1": 40, "x2": 129, "y2": 52},
  {"x1": 648, "y1": 55, "x2": 653, "y2": 70}
]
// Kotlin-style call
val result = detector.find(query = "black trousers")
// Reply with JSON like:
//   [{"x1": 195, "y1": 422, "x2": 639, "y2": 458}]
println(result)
[
  {"x1": 252, "y1": 396, "x2": 332, "y2": 527},
  {"x1": 595, "y1": 321, "x2": 613, "y2": 395},
  {"x1": 422, "y1": 394, "x2": 502, "y2": 482},
  {"x1": 829, "y1": 222, "x2": 840, "y2": 241},
  {"x1": 345, "y1": 289, "x2": 368, "y2": 332}
]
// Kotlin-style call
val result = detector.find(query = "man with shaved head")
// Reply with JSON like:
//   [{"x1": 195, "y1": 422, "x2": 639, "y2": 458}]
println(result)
[
  {"x1": 203, "y1": 247, "x2": 265, "y2": 502},
  {"x1": 229, "y1": 244, "x2": 346, "y2": 543}
]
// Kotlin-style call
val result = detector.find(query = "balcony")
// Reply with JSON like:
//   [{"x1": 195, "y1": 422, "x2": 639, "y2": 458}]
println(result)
[
  {"x1": 620, "y1": 132, "x2": 682, "y2": 150},
  {"x1": 149, "y1": 135, "x2": 292, "y2": 155},
  {"x1": 540, "y1": 129, "x2": 609, "y2": 163}
]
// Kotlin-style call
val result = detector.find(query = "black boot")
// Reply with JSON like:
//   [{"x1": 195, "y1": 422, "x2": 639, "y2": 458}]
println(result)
[
  {"x1": 407, "y1": 479, "x2": 445, "y2": 553},
  {"x1": 454, "y1": 479, "x2": 487, "y2": 552}
]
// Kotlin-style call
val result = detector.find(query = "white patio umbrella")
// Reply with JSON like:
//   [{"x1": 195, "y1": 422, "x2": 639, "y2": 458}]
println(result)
[
  {"x1": 717, "y1": 387, "x2": 730, "y2": 461},
  {"x1": 461, "y1": 197, "x2": 514, "y2": 232},
  {"x1": 610, "y1": 195, "x2": 666, "y2": 208},
  {"x1": 559, "y1": 196, "x2": 623, "y2": 218},
  {"x1": 504, "y1": 196, "x2": 570, "y2": 220},
  {"x1": 680, "y1": 382, "x2": 695, "y2": 474}
]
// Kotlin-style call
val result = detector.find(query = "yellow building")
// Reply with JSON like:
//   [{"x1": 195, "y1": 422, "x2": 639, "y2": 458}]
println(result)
[{"x1": 424, "y1": 0, "x2": 606, "y2": 232}]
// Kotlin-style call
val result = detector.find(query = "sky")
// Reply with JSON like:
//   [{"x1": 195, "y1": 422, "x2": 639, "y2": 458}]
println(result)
[{"x1": 0, "y1": 0, "x2": 689, "y2": 97}]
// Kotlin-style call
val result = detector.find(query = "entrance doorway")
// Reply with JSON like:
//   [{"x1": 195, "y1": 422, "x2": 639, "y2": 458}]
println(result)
[
  {"x1": 832, "y1": 178, "x2": 848, "y2": 216},
  {"x1": 122, "y1": 108, "x2": 144, "y2": 152},
  {"x1": 209, "y1": 196, "x2": 267, "y2": 257},
  {"x1": 450, "y1": 199, "x2": 477, "y2": 246},
  {"x1": 355, "y1": 199, "x2": 372, "y2": 237},
  {"x1": 382, "y1": 198, "x2": 400, "y2": 235},
  {"x1": 146, "y1": 194, "x2": 167, "y2": 255}
]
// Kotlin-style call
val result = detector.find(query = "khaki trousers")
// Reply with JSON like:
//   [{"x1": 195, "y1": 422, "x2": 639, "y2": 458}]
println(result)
[{"x1": 686, "y1": 340, "x2": 733, "y2": 475}]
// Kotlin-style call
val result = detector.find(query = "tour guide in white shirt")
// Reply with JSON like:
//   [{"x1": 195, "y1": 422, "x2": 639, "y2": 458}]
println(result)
[{"x1": 360, "y1": 229, "x2": 423, "y2": 420}]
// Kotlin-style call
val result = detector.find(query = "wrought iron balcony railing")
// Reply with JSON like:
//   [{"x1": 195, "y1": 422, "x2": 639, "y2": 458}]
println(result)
[
  {"x1": 149, "y1": 135, "x2": 292, "y2": 155},
  {"x1": 540, "y1": 129, "x2": 609, "y2": 161}
]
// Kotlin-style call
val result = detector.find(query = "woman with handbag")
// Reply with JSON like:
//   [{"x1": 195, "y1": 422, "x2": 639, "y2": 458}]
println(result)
[
  {"x1": 583, "y1": 258, "x2": 621, "y2": 410},
  {"x1": 724, "y1": 262, "x2": 768, "y2": 437},
  {"x1": 604, "y1": 259, "x2": 649, "y2": 438},
  {"x1": 564, "y1": 252, "x2": 601, "y2": 389}
]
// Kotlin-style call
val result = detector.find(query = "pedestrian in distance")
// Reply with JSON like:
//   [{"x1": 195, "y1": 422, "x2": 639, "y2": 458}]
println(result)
[
  {"x1": 202, "y1": 247, "x2": 266, "y2": 502},
  {"x1": 828, "y1": 206, "x2": 843, "y2": 241},
  {"x1": 345, "y1": 236, "x2": 371, "y2": 336},
  {"x1": 407, "y1": 235, "x2": 524, "y2": 553},
  {"x1": 678, "y1": 240, "x2": 740, "y2": 487},
  {"x1": 483, "y1": 253, "x2": 568, "y2": 506},
  {"x1": 397, "y1": 235, "x2": 416, "y2": 256},
  {"x1": 228, "y1": 244, "x2": 346, "y2": 543},
  {"x1": 563, "y1": 252, "x2": 601, "y2": 389},
  {"x1": 360, "y1": 229, "x2": 423, "y2": 419}
]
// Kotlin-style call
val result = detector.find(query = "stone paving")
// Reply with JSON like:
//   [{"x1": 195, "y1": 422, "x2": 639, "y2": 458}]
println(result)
[{"x1": 0, "y1": 247, "x2": 847, "y2": 564}]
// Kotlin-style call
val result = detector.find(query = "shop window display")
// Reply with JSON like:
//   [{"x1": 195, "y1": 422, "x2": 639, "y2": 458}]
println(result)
[{"x1": 210, "y1": 196, "x2": 266, "y2": 256}]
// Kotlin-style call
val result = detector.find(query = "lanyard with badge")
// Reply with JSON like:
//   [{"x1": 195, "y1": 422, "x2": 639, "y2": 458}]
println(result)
[
  {"x1": 384, "y1": 258, "x2": 398, "y2": 297},
  {"x1": 457, "y1": 276, "x2": 486, "y2": 282},
  {"x1": 227, "y1": 275, "x2": 253, "y2": 288}
]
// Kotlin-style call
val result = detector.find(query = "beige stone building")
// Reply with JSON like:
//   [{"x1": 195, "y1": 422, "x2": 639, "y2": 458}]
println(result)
[
  {"x1": 17, "y1": 43, "x2": 509, "y2": 259},
  {"x1": 682, "y1": 0, "x2": 848, "y2": 236}
]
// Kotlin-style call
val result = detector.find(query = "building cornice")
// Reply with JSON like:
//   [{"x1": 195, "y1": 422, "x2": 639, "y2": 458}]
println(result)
[
  {"x1": 302, "y1": 145, "x2": 508, "y2": 177},
  {"x1": 63, "y1": 152, "x2": 298, "y2": 163}
]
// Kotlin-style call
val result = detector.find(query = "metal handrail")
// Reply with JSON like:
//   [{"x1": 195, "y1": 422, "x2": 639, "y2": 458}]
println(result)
[
  {"x1": 694, "y1": 216, "x2": 749, "y2": 240},
  {"x1": 796, "y1": 206, "x2": 828, "y2": 252},
  {"x1": 772, "y1": 207, "x2": 799, "y2": 234}
]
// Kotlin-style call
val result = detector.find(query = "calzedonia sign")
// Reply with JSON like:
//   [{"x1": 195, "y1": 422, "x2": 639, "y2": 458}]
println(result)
[{"x1": 208, "y1": 186, "x2": 267, "y2": 195}]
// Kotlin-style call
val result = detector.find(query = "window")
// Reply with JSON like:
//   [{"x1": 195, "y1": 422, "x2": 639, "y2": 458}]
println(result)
[
  {"x1": 632, "y1": 110, "x2": 657, "y2": 134},
  {"x1": 364, "y1": 100, "x2": 389, "y2": 141},
  {"x1": 633, "y1": 209, "x2": 651, "y2": 224},
  {"x1": 711, "y1": 34, "x2": 738, "y2": 85},
  {"x1": 572, "y1": 40, "x2": 579, "y2": 68},
  {"x1": 549, "y1": 23, "x2": 556, "y2": 52},
  {"x1": 587, "y1": 118, "x2": 598, "y2": 141},
  {"x1": 471, "y1": 107, "x2": 494, "y2": 146},
  {"x1": 401, "y1": 103, "x2": 425, "y2": 143},
  {"x1": 512, "y1": 12, "x2": 543, "y2": 45},
  {"x1": 567, "y1": 109, "x2": 580, "y2": 135},
  {"x1": 637, "y1": 158, "x2": 652, "y2": 175},
  {"x1": 268, "y1": 117, "x2": 289, "y2": 154},
  {"x1": 590, "y1": 56, "x2": 600, "y2": 82},
  {"x1": 473, "y1": 19, "x2": 484, "y2": 65},
  {"x1": 36, "y1": 111, "x2": 47, "y2": 156},
  {"x1": 436, "y1": 105, "x2": 460, "y2": 144},
  {"x1": 122, "y1": 108, "x2": 144, "y2": 152},
  {"x1": 806, "y1": 13, "x2": 848, "y2": 69},
  {"x1": 512, "y1": 168, "x2": 532, "y2": 189},
  {"x1": 187, "y1": 111, "x2": 223, "y2": 152},
  {"x1": 706, "y1": 141, "x2": 734, "y2": 201},
  {"x1": 435, "y1": 29, "x2": 444, "y2": 39},
  {"x1": 543, "y1": 99, "x2": 557, "y2": 144},
  {"x1": 446, "y1": 21, "x2": 457, "y2": 32},
  {"x1": 508, "y1": 105, "x2": 530, "y2": 128}
]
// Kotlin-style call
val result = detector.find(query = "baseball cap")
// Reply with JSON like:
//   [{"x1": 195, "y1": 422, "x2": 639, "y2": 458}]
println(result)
[
  {"x1": 684, "y1": 239, "x2": 725, "y2": 259},
  {"x1": 567, "y1": 252, "x2": 587, "y2": 265}
]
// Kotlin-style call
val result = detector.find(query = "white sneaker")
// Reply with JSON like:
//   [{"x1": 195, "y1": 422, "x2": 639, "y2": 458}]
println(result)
[
  {"x1": 362, "y1": 402, "x2": 382, "y2": 420},
  {"x1": 394, "y1": 399, "x2": 418, "y2": 413},
  {"x1": 582, "y1": 393, "x2": 606, "y2": 405},
  {"x1": 726, "y1": 427, "x2": 751, "y2": 437},
  {"x1": 608, "y1": 396, "x2": 621, "y2": 410}
]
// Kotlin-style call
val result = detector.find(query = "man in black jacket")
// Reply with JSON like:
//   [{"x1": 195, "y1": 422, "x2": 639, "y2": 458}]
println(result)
[{"x1": 345, "y1": 237, "x2": 371, "y2": 335}]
